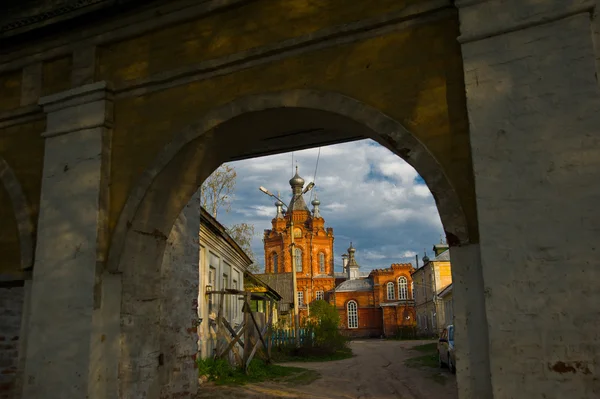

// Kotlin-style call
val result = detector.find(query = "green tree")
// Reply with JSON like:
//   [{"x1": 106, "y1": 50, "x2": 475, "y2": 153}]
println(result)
[{"x1": 305, "y1": 300, "x2": 347, "y2": 352}]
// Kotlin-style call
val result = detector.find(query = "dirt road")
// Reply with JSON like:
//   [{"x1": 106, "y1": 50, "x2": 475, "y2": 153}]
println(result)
[{"x1": 197, "y1": 339, "x2": 458, "y2": 399}]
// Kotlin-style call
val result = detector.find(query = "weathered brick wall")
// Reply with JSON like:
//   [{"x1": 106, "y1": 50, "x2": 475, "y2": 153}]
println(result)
[{"x1": 0, "y1": 285, "x2": 24, "y2": 399}]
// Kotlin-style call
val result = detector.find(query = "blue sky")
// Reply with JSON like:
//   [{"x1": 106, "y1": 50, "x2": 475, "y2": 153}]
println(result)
[{"x1": 216, "y1": 139, "x2": 444, "y2": 273}]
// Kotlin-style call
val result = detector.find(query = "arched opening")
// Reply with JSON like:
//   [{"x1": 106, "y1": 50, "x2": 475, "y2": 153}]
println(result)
[
  {"x1": 105, "y1": 90, "x2": 486, "y2": 398},
  {"x1": 347, "y1": 300, "x2": 358, "y2": 329},
  {"x1": 398, "y1": 277, "x2": 408, "y2": 300},
  {"x1": 386, "y1": 282, "x2": 395, "y2": 300},
  {"x1": 294, "y1": 248, "x2": 303, "y2": 272}
]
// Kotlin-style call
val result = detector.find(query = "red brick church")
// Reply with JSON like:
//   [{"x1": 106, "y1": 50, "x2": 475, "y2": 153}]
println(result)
[{"x1": 261, "y1": 167, "x2": 416, "y2": 337}]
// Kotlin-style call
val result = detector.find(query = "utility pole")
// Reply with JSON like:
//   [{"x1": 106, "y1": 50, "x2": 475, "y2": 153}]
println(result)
[{"x1": 289, "y1": 214, "x2": 300, "y2": 347}]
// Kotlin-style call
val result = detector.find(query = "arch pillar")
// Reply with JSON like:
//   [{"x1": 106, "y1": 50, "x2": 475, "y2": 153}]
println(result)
[
  {"x1": 458, "y1": 1, "x2": 600, "y2": 398},
  {"x1": 22, "y1": 81, "x2": 113, "y2": 399}
]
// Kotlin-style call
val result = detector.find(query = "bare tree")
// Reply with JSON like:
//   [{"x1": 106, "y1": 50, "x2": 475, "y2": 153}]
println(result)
[
  {"x1": 201, "y1": 164, "x2": 236, "y2": 218},
  {"x1": 227, "y1": 223, "x2": 260, "y2": 272},
  {"x1": 201, "y1": 164, "x2": 260, "y2": 272}
]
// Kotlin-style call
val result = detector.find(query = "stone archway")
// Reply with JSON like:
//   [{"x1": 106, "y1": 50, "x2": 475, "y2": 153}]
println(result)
[
  {"x1": 0, "y1": 157, "x2": 35, "y2": 271},
  {"x1": 107, "y1": 89, "x2": 489, "y2": 398}
]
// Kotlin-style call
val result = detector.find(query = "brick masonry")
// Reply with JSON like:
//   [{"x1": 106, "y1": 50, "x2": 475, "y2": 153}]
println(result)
[{"x1": 0, "y1": 285, "x2": 24, "y2": 399}]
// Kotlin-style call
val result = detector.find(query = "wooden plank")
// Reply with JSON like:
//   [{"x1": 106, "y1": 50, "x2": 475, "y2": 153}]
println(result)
[
  {"x1": 243, "y1": 293, "x2": 251, "y2": 365},
  {"x1": 215, "y1": 291, "x2": 225, "y2": 357},
  {"x1": 220, "y1": 324, "x2": 246, "y2": 360},
  {"x1": 220, "y1": 324, "x2": 246, "y2": 365},
  {"x1": 223, "y1": 318, "x2": 244, "y2": 349},
  {"x1": 248, "y1": 305, "x2": 268, "y2": 354}
]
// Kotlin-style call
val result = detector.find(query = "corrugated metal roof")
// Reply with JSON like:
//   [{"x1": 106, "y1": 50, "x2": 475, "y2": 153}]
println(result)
[
  {"x1": 335, "y1": 278, "x2": 373, "y2": 292},
  {"x1": 252, "y1": 273, "x2": 294, "y2": 304},
  {"x1": 432, "y1": 249, "x2": 450, "y2": 262}
]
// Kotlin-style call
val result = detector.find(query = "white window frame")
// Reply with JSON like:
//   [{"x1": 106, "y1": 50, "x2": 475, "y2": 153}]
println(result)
[
  {"x1": 398, "y1": 277, "x2": 408, "y2": 300},
  {"x1": 315, "y1": 290, "x2": 324, "y2": 301},
  {"x1": 347, "y1": 300, "x2": 358, "y2": 329},
  {"x1": 295, "y1": 248, "x2": 302, "y2": 272},
  {"x1": 386, "y1": 282, "x2": 395, "y2": 300},
  {"x1": 297, "y1": 291, "x2": 303, "y2": 307}
]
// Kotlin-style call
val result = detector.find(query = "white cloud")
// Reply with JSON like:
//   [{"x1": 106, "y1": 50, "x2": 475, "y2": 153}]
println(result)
[{"x1": 215, "y1": 139, "x2": 445, "y2": 272}]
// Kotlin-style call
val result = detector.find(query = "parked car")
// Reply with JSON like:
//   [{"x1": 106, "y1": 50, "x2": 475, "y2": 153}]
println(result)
[{"x1": 438, "y1": 324, "x2": 456, "y2": 373}]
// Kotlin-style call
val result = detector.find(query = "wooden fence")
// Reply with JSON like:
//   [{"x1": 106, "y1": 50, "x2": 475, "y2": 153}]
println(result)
[{"x1": 270, "y1": 328, "x2": 314, "y2": 347}]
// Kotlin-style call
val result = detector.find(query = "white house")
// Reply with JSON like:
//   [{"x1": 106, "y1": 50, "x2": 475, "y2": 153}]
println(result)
[{"x1": 197, "y1": 207, "x2": 253, "y2": 360}]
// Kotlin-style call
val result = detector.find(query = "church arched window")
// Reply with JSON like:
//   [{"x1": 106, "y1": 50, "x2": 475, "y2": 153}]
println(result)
[
  {"x1": 347, "y1": 300, "x2": 358, "y2": 329},
  {"x1": 398, "y1": 277, "x2": 408, "y2": 300},
  {"x1": 272, "y1": 252, "x2": 278, "y2": 273},
  {"x1": 295, "y1": 248, "x2": 302, "y2": 272},
  {"x1": 319, "y1": 252, "x2": 325, "y2": 273},
  {"x1": 387, "y1": 282, "x2": 395, "y2": 300}
]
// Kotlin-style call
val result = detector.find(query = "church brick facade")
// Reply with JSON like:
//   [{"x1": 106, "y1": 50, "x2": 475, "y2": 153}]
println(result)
[
  {"x1": 263, "y1": 168, "x2": 416, "y2": 336},
  {"x1": 263, "y1": 167, "x2": 336, "y2": 319}
]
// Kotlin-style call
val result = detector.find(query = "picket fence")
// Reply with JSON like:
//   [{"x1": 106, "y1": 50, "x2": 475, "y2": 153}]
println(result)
[{"x1": 270, "y1": 328, "x2": 315, "y2": 347}]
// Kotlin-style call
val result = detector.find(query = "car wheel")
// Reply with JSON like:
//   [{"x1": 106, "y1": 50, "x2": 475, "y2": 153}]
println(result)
[
  {"x1": 448, "y1": 354, "x2": 456, "y2": 374},
  {"x1": 438, "y1": 351, "x2": 446, "y2": 368}
]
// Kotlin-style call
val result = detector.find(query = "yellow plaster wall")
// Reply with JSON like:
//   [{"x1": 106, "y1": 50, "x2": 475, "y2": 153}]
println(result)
[
  {"x1": 96, "y1": 0, "x2": 421, "y2": 85},
  {"x1": 42, "y1": 56, "x2": 72, "y2": 96},
  {"x1": 107, "y1": 15, "x2": 477, "y2": 241},
  {"x1": 436, "y1": 260, "x2": 453, "y2": 291},
  {"x1": 0, "y1": 70, "x2": 21, "y2": 112},
  {"x1": 0, "y1": 119, "x2": 46, "y2": 274}
]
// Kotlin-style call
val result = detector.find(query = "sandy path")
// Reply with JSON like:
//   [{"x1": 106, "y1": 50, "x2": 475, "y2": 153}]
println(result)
[{"x1": 197, "y1": 339, "x2": 458, "y2": 399}]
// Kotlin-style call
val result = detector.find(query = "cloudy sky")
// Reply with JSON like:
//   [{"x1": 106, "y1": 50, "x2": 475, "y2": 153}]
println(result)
[{"x1": 217, "y1": 139, "x2": 444, "y2": 273}]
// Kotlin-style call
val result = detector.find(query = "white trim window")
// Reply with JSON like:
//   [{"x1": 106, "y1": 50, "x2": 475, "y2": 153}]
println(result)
[
  {"x1": 315, "y1": 290, "x2": 324, "y2": 301},
  {"x1": 347, "y1": 300, "x2": 358, "y2": 329},
  {"x1": 295, "y1": 248, "x2": 302, "y2": 272},
  {"x1": 387, "y1": 282, "x2": 395, "y2": 300},
  {"x1": 398, "y1": 277, "x2": 408, "y2": 300},
  {"x1": 297, "y1": 291, "x2": 303, "y2": 307}
]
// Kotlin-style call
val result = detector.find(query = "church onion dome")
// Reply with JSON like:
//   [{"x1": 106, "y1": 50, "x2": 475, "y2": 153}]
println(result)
[
  {"x1": 289, "y1": 169, "x2": 305, "y2": 188},
  {"x1": 348, "y1": 242, "x2": 356, "y2": 254},
  {"x1": 275, "y1": 199, "x2": 284, "y2": 207},
  {"x1": 311, "y1": 198, "x2": 320, "y2": 206}
]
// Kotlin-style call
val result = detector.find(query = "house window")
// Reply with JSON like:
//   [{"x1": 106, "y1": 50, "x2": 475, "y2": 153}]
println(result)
[
  {"x1": 431, "y1": 311, "x2": 437, "y2": 330},
  {"x1": 347, "y1": 300, "x2": 358, "y2": 329},
  {"x1": 398, "y1": 277, "x2": 408, "y2": 300},
  {"x1": 273, "y1": 252, "x2": 278, "y2": 273},
  {"x1": 411, "y1": 281, "x2": 414, "y2": 299},
  {"x1": 316, "y1": 290, "x2": 324, "y2": 301},
  {"x1": 223, "y1": 273, "x2": 229, "y2": 318},
  {"x1": 295, "y1": 248, "x2": 302, "y2": 272},
  {"x1": 208, "y1": 266, "x2": 216, "y2": 313},
  {"x1": 387, "y1": 282, "x2": 395, "y2": 300},
  {"x1": 232, "y1": 278, "x2": 238, "y2": 317},
  {"x1": 297, "y1": 291, "x2": 303, "y2": 307},
  {"x1": 319, "y1": 253, "x2": 325, "y2": 273}
]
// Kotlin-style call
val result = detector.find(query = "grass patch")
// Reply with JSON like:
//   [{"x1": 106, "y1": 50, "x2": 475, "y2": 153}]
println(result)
[
  {"x1": 409, "y1": 342, "x2": 438, "y2": 353},
  {"x1": 405, "y1": 342, "x2": 450, "y2": 385},
  {"x1": 405, "y1": 342, "x2": 438, "y2": 369},
  {"x1": 271, "y1": 346, "x2": 354, "y2": 363},
  {"x1": 198, "y1": 358, "x2": 318, "y2": 386}
]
